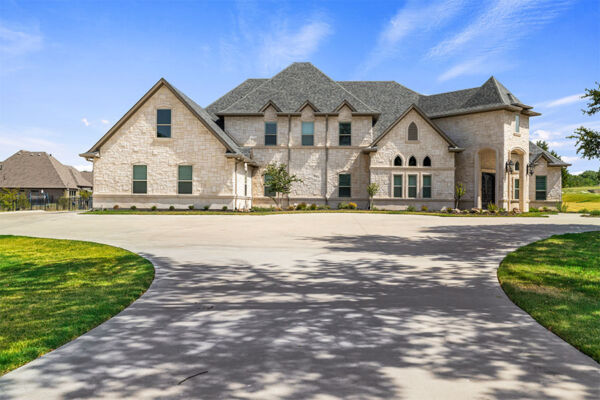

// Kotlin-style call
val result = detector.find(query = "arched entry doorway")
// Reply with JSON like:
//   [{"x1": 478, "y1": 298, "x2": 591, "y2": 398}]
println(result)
[{"x1": 475, "y1": 148, "x2": 498, "y2": 208}]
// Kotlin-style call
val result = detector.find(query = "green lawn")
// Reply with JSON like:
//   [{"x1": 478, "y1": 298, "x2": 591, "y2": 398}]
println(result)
[
  {"x1": 86, "y1": 209, "x2": 554, "y2": 217},
  {"x1": 498, "y1": 231, "x2": 600, "y2": 363},
  {"x1": 562, "y1": 186, "x2": 600, "y2": 212},
  {"x1": 0, "y1": 236, "x2": 154, "y2": 375}
]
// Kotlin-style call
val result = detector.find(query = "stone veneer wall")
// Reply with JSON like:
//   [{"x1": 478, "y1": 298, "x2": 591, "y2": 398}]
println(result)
[
  {"x1": 529, "y1": 159, "x2": 563, "y2": 208},
  {"x1": 370, "y1": 109, "x2": 455, "y2": 210},
  {"x1": 93, "y1": 86, "x2": 242, "y2": 210}
]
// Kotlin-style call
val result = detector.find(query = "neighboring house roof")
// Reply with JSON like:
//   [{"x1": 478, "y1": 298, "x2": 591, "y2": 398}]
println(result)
[
  {"x1": 529, "y1": 141, "x2": 570, "y2": 167},
  {"x1": 80, "y1": 170, "x2": 93, "y2": 184},
  {"x1": 216, "y1": 63, "x2": 379, "y2": 115},
  {"x1": 0, "y1": 151, "x2": 92, "y2": 189},
  {"x1": 82, "y1": 78, "x2": 252, "y2": 163}
]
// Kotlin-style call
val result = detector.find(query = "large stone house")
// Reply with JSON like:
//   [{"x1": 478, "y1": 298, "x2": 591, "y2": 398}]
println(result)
[{"x1": 81, "y1": 62, "x2": 568, "y2": 211}]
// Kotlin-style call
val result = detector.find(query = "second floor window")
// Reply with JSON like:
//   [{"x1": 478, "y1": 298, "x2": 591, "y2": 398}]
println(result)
[
  {"x1": 515, "y1": 114, "x2": 520, "y2": 133},
  {"x1": 302, "y1": 122, "x2": 314, "y2": 146},
  {"x1": 133, "y1": 165, "x2": 147, "y2": 194},
  {"x1": 408, "y1": 122, "x2": 418, "y2": 141},
  {"x1": 178, "y1": 165, "x2": 193, "y2": 194},
  {"x1": 157, "y1": 109, "x2": 171, "y2": 138},
  {"x1": 265, "y1": 122, "x2": 277, "y2": 146},
  {"x1": 339, "y1": 122, "x2": 351, "y2": 146}
]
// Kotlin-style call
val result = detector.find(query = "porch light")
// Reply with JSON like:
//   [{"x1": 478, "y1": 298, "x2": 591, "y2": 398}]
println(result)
[
  {"x1": 527, "y1": 162, "x2": 535, "y2": 176},
  {"x1": 505, "y1": 160, "x2": 514, "y2": 173}
]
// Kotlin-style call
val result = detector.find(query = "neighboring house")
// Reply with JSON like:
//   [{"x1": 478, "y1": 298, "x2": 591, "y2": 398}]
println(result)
[
  {"x1": 0, "y1": 150, "x2": 92, "y2": 202},
  {"x1": 81, "y1": 62, "x2": 568, "y2": 211}
]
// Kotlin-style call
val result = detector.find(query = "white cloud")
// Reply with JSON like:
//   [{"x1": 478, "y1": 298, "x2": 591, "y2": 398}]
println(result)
[
  {"x1": 258, "y1": 21, "x2": 332, "y2": 74},
  {"x1": 432, "y1": 0, "x2": 573, "y2": 80},
  {"x1": 0, "y1": 24, "x2": 43, "y2": 57},
  {"x1": 101, "y1": 119, "x2": 110, "y2": 125},
  {"x1": 73, "y1": 164, "x2": 92, "y2": 172},
  {"x1": 81, "y1": 118, "x2": 90, "y2": 127},
  {"x1": 531, "y1": 129, "x2": 559, "y2": 141},
  {"x1": 361, "y1": 0, "x2": 466, "y2": 72},
  {"x1": 561, "y1": 156, "x2": 580, "y2": 163},
  {"x1": 538, "y1": 93, "x2": 585, "y2": 108}
]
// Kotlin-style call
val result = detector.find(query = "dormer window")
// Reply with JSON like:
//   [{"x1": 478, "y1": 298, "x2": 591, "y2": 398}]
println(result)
[
  {"x1": 157, "y1": 109, "x2": 171, "y2": 138},
  {"x1": 515, "y1": 114, "x2": 520, "y2": 133},
  {"x1": 394, "y1": 156, "x2": 402, "y2": 166}
]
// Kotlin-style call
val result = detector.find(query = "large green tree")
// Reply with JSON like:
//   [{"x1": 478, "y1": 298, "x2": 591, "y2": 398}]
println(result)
[{"x1": 567, "y1": 82, "x2": 600, "y2": 160}]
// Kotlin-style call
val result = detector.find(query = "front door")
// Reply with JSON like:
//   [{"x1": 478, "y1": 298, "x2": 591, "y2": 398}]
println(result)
[{"x1": 481, "y1": 173, "x2": 495, "y2": 207}]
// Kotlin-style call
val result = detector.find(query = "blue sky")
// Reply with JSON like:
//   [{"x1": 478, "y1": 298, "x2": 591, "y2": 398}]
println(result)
[{"x1": 0, "y1": 0, "x2": 598, "y2": 173}]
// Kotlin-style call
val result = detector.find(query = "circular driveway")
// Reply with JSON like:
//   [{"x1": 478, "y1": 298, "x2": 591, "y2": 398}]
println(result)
[{"x1": 0, "y1": 212, "x2": 599, "y2": 399}]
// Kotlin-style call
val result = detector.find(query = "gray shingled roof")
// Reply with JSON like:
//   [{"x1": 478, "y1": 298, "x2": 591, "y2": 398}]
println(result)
[
  {"x1": 529, "y1": 141, "x2": 570, "y2": 167},
  {"x1": 218, "y1": 63, "x2": 379, "y2": 114},
  {"x1": 1, "y1": 151, "x2": 92, "y2": 189},
  {"x1": 206, "y1": 78, "x2": 268, "y2": 120}
]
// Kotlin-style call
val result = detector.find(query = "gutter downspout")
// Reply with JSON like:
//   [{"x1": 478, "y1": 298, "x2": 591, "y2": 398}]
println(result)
[
  {"x1": 325, "y1": 114, "x2": 329, "y2": 206},
  {"x1": 287, "y1": 114, "x2": 291, "y2": 208},
  {"x1": 234, "y1": 160, "x2": 238, "y2": 211}
]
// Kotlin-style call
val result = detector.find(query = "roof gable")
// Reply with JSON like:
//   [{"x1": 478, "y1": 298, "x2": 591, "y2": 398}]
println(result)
[
  {"x1": 218, "y1": 63, "x2": 378, "y2": 114},
  {"x1": 529, "y1": 141, "x2": 570, "y2": 167},
  {"x1": 84, "y1": 78, "x2": 243, "y2": 156},
  {"x1": 0, "y1": 151, "x2": 85, "y2": 189}
]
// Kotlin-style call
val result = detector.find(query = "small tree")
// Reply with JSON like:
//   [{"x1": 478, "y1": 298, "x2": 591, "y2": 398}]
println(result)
[
  {"x1": 262, "y1": 163, "x2": 302, "y2": 209},
  {"x1": 454, "y1": 182, "x2": 465, "y2": 209},
  {"x1": 0, "y1": 188, "x2": 18, "y2": 211},
  {"x1": 366, "y1": 182, "x2": 379, "y2": 210}
]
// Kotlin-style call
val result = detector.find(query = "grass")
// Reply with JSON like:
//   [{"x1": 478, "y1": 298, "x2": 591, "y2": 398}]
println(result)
[
  {"x1": 498, "y1": 231, "x2": 600, "y2": 363},
  {"x1": 562, "y1": 186, "x2": 600, "y2": 212},
  {"x1": 85, "y1": 209, "x2": 554, "y2": 217},
  {"x1": 0, "y1": 236, "x2": 154, "y2": 375}
]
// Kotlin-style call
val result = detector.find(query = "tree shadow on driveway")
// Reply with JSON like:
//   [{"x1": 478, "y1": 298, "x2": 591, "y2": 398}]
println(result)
[{"x1": 0, "y1": 223, "x2": 599, "y2": 399}]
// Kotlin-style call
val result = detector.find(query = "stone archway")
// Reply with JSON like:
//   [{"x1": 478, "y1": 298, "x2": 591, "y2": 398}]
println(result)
[{"x1": 475, "y1": 148, "x2": 499, "y2": 209}]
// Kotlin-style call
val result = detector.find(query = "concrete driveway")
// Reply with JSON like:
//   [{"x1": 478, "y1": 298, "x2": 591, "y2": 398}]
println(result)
[{"x1": 0, "y1": 212, "x2": 599, "y2": 399}]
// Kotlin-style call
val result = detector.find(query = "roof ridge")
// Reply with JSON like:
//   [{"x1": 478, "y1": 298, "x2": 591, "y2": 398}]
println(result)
[{"x1": 205, "y1": 78, "x2": 268, "y2": 111}]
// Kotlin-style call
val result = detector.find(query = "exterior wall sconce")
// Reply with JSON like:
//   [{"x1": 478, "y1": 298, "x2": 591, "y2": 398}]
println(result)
[
  {"x1": 505, "y1": 160, "x2": 514, "y2": 174},
  {"x1": 527, "y1": 162, "x2": 535, "y2": 176}
]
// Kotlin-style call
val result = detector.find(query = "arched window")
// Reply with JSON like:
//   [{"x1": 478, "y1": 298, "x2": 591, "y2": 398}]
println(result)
[
  {"x1": 514, "y1": 161, "x2": 520, "y2": 171},
  {"x1": 394, "y1": 156, "x2": 402, "y2": 166},
  {"x1": 408, "y1": 156, "x2": 417, "y2": 166},
  {"x1": 423, "y1": 156, "x2": 431, "y2": 167},
  {"x1": 408, "y1": 122, "x2": 418, "y2": 141}
]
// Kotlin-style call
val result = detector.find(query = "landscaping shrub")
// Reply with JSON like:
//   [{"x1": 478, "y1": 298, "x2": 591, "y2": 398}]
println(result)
[
  {"x1": 113, "y1": 204, "x2": 119, "y2": 210},
  {"x1": 557, "y1": 202, "x2": 568, "y2": 213},
  {"x1": 589, "y1": 209, "x2": 600, "y2": 216},
  {"x1": 287, "y1": 205, "x2": 295, "y2": 211},
  {"x1": 348, "y1": 202, "x2": 357, "y2": 209},
  {"x1": 151, "y1": 205, "x2": 157, "y2": 211},
  {"x1": 530, "y1": 207, "x2": 539, "y2": 212},
  {"x1": 130, "y1": 205, "x2": 137, "y2": 210},
  {"x1": 188, "y1": 205, "x2": 194, "y2": 210},
  {"x1": 296, "y1": 202, "x2": 307, "y2": 210},
  {"x1": 169, "y1": 205, "x2": 175, "y2": 211},
  {"x1": 406, "y1": 205, "x2": 416, "y2": 212},
  {"x1": 222, "y1": 206, "x2": 228, "y2": 211},
  {"x1": 487, "y1": 202, "x2": 498, "y2": 212},
  {"x1": 203, "y1": 205, "x2": 210, "y2": 211},
  {"x1": 421, "y1": 205, "x2": 428, "y2": 212},
  {"x1": 581, "y1": 208, "x2": 589, "y2": 214},
  {"x1": 309, "y1": 203, "x2": 317, "y2": 210},
  {"x1": 338, "y1": 202, "x2": 348, "y2": 209},
  {"x1": 542, "y1": 206, "x2": 549, "y2": 212},
  {"x1": 58, "y1": 197, "x2": 70, "y2": 210},
  {"x1": 317, "y1": 205, "x2": 331, "y2": 210}
]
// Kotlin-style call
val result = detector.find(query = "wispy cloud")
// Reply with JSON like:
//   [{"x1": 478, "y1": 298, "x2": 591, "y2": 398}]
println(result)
[
  {"x1": 431, "y1": 0, "x2": 572, "y2": 81},
  {"x1": 258, "y1": 21, "x2": 332, "y2": 74},
  {"x1": 536, "y1": 93, "x2": 585, "y2": 108},
  {"x1": 360, "y1": 0, "x2": 466, "y2": 73},
  {"x1": 0, "y1": 23, "x2": 43, "y2": 57},
  {"x1": 73, "y1": 164, "x2": 92, "y2": 172},
  {"x1": 561, "y1": 155, "x2": 580, "y2": 163},
  {"x1": 81, "y1": 118, "x2": 90, "y2": 127},
  {"x1": 101, "y1": 119, "x2": 110, "y2": 125}
]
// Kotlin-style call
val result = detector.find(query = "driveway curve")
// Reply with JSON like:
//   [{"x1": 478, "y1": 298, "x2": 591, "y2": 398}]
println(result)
[{"x1": 0, "y1": 212, "x2": 599, "y2": 399}]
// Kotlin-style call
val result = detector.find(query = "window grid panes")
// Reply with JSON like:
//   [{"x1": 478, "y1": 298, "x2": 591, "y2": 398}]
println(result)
[
  {"x1": 265, "y1": 122, "x2": 277, "y2": 146},
  {"x1": 264, "y1": 174, "x2": 276, "y2": 197},
  {"x1": 535, "y1": 176, "x2": 547, "y2": 200},
  {"x1": 178, "y1": 165, "x2": 193, "y2": 194},
  {"x1": 302, "y1": 122, "x2": 314, "y2": 146},
  {"x1": 133, "y1": 165, "x2": 147, "y2": 194},
  {"x1": 422, "y1": 175, "x2": 431, "y2": 198},
  {"x1": 514, "y1": 178, "x2": 520, "y2": 200},
  {"x1": 339, "y1": 174, "x2": 351, "y2": 197},
  {"x1": 393, "y1": 175, "x2": 402, "y2": 198},
  {"x1": 339, "y1": 122, "x2": 351, "y2": 146},
  {"x1": 157, "y1": 109, "x2": 171, "y2": 138},
  {"x1": 408, "y1": 122, "x2": 418, "y2": 140},
  {"x1": 408, "y1": 175, "x2": 417, "y2": 198}
]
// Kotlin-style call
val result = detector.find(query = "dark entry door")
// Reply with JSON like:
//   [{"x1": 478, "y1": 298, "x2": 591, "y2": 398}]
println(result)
[{"x1": 481, "y1": 173, "x2": 495, "y2": 207}]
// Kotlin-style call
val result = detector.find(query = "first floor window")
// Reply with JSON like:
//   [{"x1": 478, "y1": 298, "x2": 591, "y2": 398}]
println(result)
[
  {"x1": 339, "y1": 174, "x2": 351, "y2": 197},
  {"x1": 264, "y1": 174, "x2": 276, "y2": 197},
  {"x1": 265, "y1": 122, "x2": 277, "y2": 146},
  {"x1": 514, "y1": 178, "x2": 520, "y2": 199},
  {"x1": 535, "y1": 176, "x2": 547, "y2": 200},
  {"x1": 178, "y1": 165, "x2": 193, "y2": 194},
  {"x1": 302, "y1": 122, "x2": 314, "y2": 146},
  {"x1": 69, "y1": 190, "x2": 77, "y2": 197},
  {"x1": 408, "y1": 175, "x2": 417, "y2": 198},
  {"x1": 422, "y1": 175, "x2": 431, "y2": 198},
  {"x1": 393, "y1": 175, "x2": 402, "y2": 198},
  {"x1": 133, "y1": 165, "x2": 147, "y2": 194},
  {"x1": 157, "y1": 109, "x2": 172, "y2": 138},
  {"x1": 339, "y1": 122, "x2": 351, "y2": 146}
]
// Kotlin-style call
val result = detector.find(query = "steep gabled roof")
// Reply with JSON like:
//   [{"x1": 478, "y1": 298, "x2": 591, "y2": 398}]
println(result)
[
  {"x1": 529, "y1": 141, "x2": 570, "y2": 167},
  {"x1": 205, "y1": 78, "x2": 268, "y2": 120},
  {"x1": 217, "y1": 63, "x2": 379, "y2": 115},
  {"x1": 0, "y1": 151, "x2": 92, "y2": 189},
  {"x1": 83, "y1": 78, "x2": 245, "y2": 157}
]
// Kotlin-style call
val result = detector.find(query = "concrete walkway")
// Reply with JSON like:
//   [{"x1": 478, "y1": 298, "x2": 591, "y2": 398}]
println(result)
[{"x1": 0, "y1": 212, "x2": 598, "y2": 399}]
